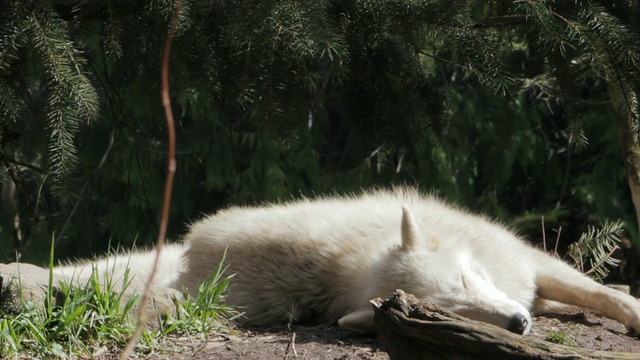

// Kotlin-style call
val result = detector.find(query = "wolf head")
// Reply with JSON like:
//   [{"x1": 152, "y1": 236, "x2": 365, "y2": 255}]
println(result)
[{"x1": 386, "y1": 206, "x2": 532, "y2": 335}]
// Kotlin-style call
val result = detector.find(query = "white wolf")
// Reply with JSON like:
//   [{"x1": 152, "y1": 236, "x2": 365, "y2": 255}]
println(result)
[{"x1": 55, "y1": 188, "x2": 640, "y2": 335}]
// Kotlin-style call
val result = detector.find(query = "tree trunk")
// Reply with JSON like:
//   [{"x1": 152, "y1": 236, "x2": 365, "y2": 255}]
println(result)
[
  {"x1": 371, "y1": 290, "x2": 639, "y2": 360},
  {"x1": 608, "y1": 73, "x2": 640, "y2": 241}
]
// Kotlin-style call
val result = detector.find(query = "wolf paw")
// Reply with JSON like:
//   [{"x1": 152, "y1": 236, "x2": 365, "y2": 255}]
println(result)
[
  {"x1": 627, "y1": 310, "x2": 640, "y2": 336},
  {"x1": 337, "y1": 308, "x2": 375, "y2": 333}
]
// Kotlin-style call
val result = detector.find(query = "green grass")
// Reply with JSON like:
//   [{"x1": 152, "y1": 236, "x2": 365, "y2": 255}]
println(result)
[
  {"x1": 545, "y1": 330, "x2": 573, "y2": 346},
  {"x1": 0, "y1": 246, "x2": 237, "y2": 359},
  {"x1": 157, "y1": 254, "x2": 239, "y2": 337}
]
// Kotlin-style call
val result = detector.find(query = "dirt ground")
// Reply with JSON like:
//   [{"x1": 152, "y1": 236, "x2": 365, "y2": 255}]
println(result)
[
  {"x1": 529, "y1": 312, "x2": 640, "y2": 353},
  {"x1": 143, "y1": 311, "x2": 640, "y2": 360},
  {"x1": 154, "y1": 325, "x2": 386, "y2": 360}
]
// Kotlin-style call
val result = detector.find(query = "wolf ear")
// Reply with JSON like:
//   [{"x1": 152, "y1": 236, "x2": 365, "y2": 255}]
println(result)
[
  {"x1": 401, "y1": 206, "x2": 420, "y2": 251},
  {"x1": 401, "y1": 206, "x2": 438, "y2": 252}
]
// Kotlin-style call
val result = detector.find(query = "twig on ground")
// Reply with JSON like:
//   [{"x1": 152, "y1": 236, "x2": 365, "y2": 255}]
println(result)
[
  {"x1": 554, "y1": 226, "x2": 562, "y2": 257},
  {"x1": 542, "y1": 216, "x2": 546, "y2": 253},
  {"x1": 284, "y1": 332, "x2": 297, "y2": 359}
]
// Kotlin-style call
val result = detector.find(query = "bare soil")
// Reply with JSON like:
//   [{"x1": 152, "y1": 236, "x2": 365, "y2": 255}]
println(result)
[
  {"x1": 529, "y1": 312, "x2": 640, "y2": 353},
  {"x1": 144, "y1": 311, "x2": 640, "y2": 360},
  {"x1": 154, "y1": 325, "x2": 385, "y2": 360}
]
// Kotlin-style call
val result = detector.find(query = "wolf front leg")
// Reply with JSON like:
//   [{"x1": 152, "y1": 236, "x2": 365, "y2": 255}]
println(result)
[
  {"x1": 338, "y1": 308, "x2": 376, "y2": 333},
  {"x1": 532, "y1": 251, "x2": 640, "y2": 334}
]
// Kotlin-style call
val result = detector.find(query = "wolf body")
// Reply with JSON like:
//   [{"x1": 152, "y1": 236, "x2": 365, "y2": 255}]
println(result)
[{"x1": 55, "y1": 188, "x2": 640, "y2": 335}]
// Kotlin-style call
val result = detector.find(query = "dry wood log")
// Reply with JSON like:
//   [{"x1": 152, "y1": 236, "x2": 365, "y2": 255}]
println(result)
[{"x1": 371, "y1": 289, "x2": 640, "y2": 360}]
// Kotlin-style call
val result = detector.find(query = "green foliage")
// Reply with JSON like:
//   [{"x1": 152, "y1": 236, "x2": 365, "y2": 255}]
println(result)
[
  {"x1": 159, "y1": 249, "x2": 238, "y2": 336},
  {"x1": 0, "y1": 2, "x2": 99, "y2": 199},
  {"x1": 546, "y1": 330, "x2": 573, "y2": 346},
  {"x1": 568, "y1": 220, "x2": 624, "y2": 281},
  {"x1": 0, "y1": 270, "x2": 137, "y2": 359},
  {"x1": 0, "y1": 249, "x2": 237, "y2": 358},
  {"x1": 0, "y1": 1, "x2": 639, "y2": 262}
]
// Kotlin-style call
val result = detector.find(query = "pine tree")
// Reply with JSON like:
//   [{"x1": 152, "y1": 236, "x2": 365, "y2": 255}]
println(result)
[{"x1": 1, "y1": 0, "x2": 639, "y2": 261}]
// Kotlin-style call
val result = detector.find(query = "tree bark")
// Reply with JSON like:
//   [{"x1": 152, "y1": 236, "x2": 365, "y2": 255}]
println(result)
[
  {"x1": 371, "y1": 290, "x2": 639, "y2": 360},
  {"x1": 608, "y1": 71, "x2": 640, "y2": 241}
]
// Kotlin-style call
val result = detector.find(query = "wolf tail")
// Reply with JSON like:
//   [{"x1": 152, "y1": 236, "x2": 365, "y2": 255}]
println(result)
[{"x1": 53, "y1": 243, "x2": 186, "y2": 291}]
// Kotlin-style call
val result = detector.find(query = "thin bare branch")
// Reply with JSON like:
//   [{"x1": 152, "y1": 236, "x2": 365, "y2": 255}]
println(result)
[{"x1": 120, "y1": 0, "x2": 182, "y2": 358}]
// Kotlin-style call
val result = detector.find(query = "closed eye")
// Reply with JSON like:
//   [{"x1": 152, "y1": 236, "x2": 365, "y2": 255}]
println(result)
[{"x1": 461, "y1": 273, "x2": 469, "y2": 290}]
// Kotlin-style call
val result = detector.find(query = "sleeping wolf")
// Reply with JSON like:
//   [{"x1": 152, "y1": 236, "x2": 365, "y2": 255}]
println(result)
[{"x1": 55, "y1": 188, "x2": 640, "y2": 335}]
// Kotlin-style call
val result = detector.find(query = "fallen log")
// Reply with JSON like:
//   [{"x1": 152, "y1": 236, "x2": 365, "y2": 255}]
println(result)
[{"x1": 371, "y1": 290, "x2": 639, "y2": 360}]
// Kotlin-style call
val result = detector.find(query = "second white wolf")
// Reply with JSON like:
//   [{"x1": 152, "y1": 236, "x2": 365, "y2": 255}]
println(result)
[{"x1": 56, "y1": 188, "x2": 640, "y2": 335}]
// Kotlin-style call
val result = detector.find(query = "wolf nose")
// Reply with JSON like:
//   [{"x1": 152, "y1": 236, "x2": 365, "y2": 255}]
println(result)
[{"x1": 507, "y1": 312, "x2": 529, "y2": 334}]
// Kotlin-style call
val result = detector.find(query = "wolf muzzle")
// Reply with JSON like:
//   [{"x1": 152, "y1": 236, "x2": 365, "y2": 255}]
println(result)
[{"x1": 507, "y1": 312, "x2": 530, "y2": 335}]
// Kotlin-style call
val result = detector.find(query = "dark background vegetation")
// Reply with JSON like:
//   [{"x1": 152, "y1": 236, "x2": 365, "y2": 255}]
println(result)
[{"x1": 0, "y1": 1, "x2": 639, "y2": 265}]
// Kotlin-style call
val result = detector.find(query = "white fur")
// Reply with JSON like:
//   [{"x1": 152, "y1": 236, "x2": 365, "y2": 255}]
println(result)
[
  {"x1": 57, "y1": 188, "x2": 640, "y2": 335},
  {"x1": 54, "y1": 243, "x2": 186, "y2": 291}
]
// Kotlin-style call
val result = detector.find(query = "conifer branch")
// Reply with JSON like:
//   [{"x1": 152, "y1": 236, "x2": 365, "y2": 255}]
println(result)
[{"x1": 568, "y1": 221, "x2": 623, "y2": 281}]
